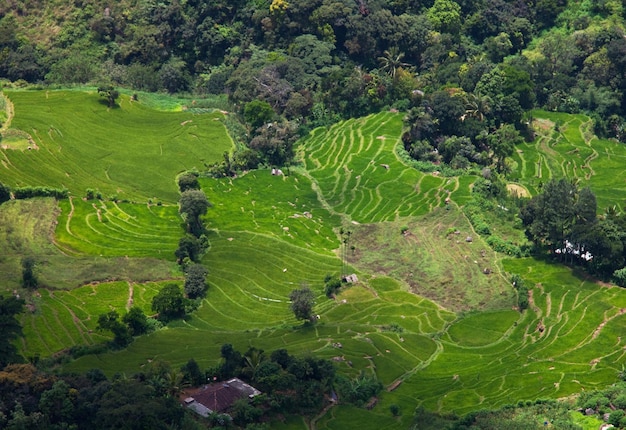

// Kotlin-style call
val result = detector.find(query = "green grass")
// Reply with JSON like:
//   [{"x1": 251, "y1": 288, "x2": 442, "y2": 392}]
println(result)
[
  {"x1": 302, "y1": 112, "x2": 468, "y2": 222},
  {"x1": 510, "y1": 110, "x2": 626, "y2": 211},
  {"x1": 20, "y1": 280, "x2": 171, "y2": 357},
  {"x1": 5, "y1": 101, "x2": 626, "y2": 430},
  {"x1": 54, "y1": 198, "x2": 182, "y2": 258},
  {"x1": 1, "y1": 90, "x2": 233, "y2": 203}
]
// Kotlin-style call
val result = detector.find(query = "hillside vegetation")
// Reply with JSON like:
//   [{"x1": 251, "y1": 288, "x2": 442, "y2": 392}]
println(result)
[{"x1": 2, "y1": 0, "x2": 626, "y2": 428}]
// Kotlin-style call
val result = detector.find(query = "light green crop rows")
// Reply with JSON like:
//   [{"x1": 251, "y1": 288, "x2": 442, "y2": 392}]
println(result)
[
  {"x1": 5, "y1": 101, "x2": 626, "y2": 429},
  {"x1": 1, "y1": 90, "x2": 233, "y2": 203}
]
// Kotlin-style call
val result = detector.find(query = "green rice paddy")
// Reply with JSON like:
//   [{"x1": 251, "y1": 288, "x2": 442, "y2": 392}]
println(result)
[{"x1": 3, "y1": 92, "x2": 626, "y2": 429}]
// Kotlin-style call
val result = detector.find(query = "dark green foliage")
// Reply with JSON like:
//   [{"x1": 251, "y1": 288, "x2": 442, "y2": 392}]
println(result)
[
  {"x1": 13, "y1": 186, "x2": 69, "y2": 200},
  {"x1": 0, "y1": 294, "x2": 25, "y2": 367},
  {"x1": 180, "y1": 358, "x2": 204, "y2": 386},
  {"x1": 614, "y1": 267, "x2": 626, "y2": 287},
  {"x1": 97, "y1": 311, "x2": 132, "y2": 347},
  {"x1": 244, "y1": 100, "x2": 275, "y2": 129},
  {"x1": 151, "y1": 284, "x2": 187, "y2": 322},
  {"x1": 21, "y1": 256, "x2": 38, "y2": 289},
  {"x1": 179, "y1": 190, "x2": 211, "y2": 237},
  {"x1": 122, "y1": 307, "x2": 149, "y2": 336},
  {"x1": 336, "y1": 373, "x2": 383, "y2": 406},
  {"x1": 324, "y1": 275, "x2": 342, "y2": 298},
  {"x1": 97, "y1": 85, "x2": 120, "y2": 108},
  {"x1": 177, "y1": 172, "x2": 200, "y2": 193},
  {"x1": 95, "y1": 379, "x2": 185, "y2": 429},
  {"x1": 249, "y1": 120, "x2": 298, "y2": 166},
  {"x1": 0, "y1": 181, "x2": 10, "y2": 204},
  {"x1": 174, "y1": 234, "x2": 208, "y2": 264},
  {"x1": 183, "y1": 263, "x2": 208, "y2": 299},
  {"x1": 39, "y1": 380, "x2": 75, "y2": 426},
  {"x1": 231, "y1": 398, "x2": 263, "y2": 427},
  {"x1": 289, "y1": 287, "x2": 315, "y2": 321}
]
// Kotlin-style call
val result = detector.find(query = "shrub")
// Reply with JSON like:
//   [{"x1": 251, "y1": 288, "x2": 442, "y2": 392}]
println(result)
[
  {"x1": 13, "y1": 186, "x2": 69, "y2": 199},
  {"x1": 613, "y1": 267, "x2": 626, "y2": 287},
  {"x1": 324, "y1": 276, "x2": 342, "y2": 298},
  {"x1": 517, "y1": 286, "x2": 529, "y2": 311}
]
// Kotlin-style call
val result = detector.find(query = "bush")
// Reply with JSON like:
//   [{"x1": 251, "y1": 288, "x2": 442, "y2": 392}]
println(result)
[
  {"x1": 517, "y1": 286, "x2": 529, "y2": 311},
  {"x1": 13, "y1": 186, "x2": 69, "y2": 199},
  {"x1": 613, "y1": 267, "x2": 626, "y2": 287},
  {"x1": 324, "y1": 276, "x2": 342, "y2": 298}
]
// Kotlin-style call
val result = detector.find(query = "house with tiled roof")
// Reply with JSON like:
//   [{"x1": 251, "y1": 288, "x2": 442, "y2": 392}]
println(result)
[{"x1": 183, "y1": 378, "x2": 261, "y2": 418}]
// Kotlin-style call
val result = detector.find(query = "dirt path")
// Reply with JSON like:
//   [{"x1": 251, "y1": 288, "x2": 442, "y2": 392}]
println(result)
[{"x1": 126, "y1": 282, "x2": 134, "y2": 310}]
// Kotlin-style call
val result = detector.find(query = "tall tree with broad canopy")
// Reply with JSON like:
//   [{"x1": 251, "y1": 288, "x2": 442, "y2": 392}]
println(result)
[
  {"x1": 179, "y1": 190, "x2": 211, "y2": 237},
  {"x1": 289, "y1": 287, "x2": 315, "y2": 322}
]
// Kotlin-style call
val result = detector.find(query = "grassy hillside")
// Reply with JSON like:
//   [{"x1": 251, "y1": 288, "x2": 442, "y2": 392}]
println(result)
[
  {"x1": 3, "y1": 96, "x2": 626, "y2": 429},
  {"x1": 511, "y1": 110, "x2": 626, "y2": 211},
  {"x1": 1, "y1": 90, "x2": 232, "y2": 203}
]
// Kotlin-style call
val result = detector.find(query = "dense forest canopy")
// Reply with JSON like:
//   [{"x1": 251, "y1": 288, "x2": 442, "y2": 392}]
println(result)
[{"x1": 1, "y1": 0, "x2": 625, "y2": 141}]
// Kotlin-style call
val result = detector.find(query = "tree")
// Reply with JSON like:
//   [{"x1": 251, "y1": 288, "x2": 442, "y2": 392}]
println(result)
[
  {"x1": 122, "y1": 307, "x2": 149, "y2": 336},
  {"x1": 487, "y1": 124, "x2": 523, "y2": 172},
  {"x1": 184, "y1": 263, "x2": 208, "y2": 299},
  {"x1": 97, "y1": 311, "x2": 132, "y2": 347},
  {"x1": 0, "y1": 181, "x2": 10, "y2": 204},
  {"x1": 174, "y1": 234, "x2": 206, "y2": 263},
  {"x1": 97, "y1": 85, "x2": 120, "y2": 108},
  {"x1": 177, "y1": 172, "x2": 199, "y2": 193},
  {"x1": 242, "y1": 347, "x2": 266, "y2": 381},
  {"x1": 21, "y1": 257, "x2": 38, "y2": 289},
  {"x1": 179, "y1": 189, "x2": 211, "y2": 237},
  {"x1": 151, "y1": 284, "x2": 186, "y2": 322},
  {"x1": 180, "y1": 358, "x2": 204, "y2": 386},
  {"x1": 520, "y1": 179, "x2": 583, "y2": 256},
  {"x1": 0, "y1": 295, "x2": 25, "y2": 367},
  {"x1": 378, "y1": 47, "x2": 410, "y2": 79},
  {"x1": 289, "y1": 287, "x2": 315, "y2": 322},
  {"x1": 427, "y1": 0, "x2": 461, "y2": 35},
  {"x1": 244, "y1": 100, "x2": 275, "y2": 129},
  {"x1": 39, "y1": 380, "x2": 75, "y2": 425}
]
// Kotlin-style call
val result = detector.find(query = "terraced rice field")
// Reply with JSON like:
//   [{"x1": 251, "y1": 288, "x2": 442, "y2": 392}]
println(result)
[
  {"x1": 510, "y1": 110, "x2": 626, "y2": 210},
  {"x1": 4, "y1": 98, "x2": 626, "y2": 429},
  {"x1": 303, "y1": 112, "x2": 463, "y2": 221},
  {"x1": 0, "y1": 90, "x2": 233, "y2": 203}
]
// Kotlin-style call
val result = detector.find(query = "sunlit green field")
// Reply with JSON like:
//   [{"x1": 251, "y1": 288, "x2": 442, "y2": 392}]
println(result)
[
  {"x1": 510, "y1": 110, "x2": 626, "y2": 210},
  {"x1": 1, "y1": 90, "x2": 233, "y2": 203},
  {"x1": 4, "y1": 98, "x2": 626, "y2": 430}
]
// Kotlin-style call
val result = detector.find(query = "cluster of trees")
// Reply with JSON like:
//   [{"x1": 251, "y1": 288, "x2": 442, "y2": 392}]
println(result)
[
  {"x1": 175, "y1": 174, "x2": 211, "y2": 264},
  {"x1": 0, "y1": 363, "x2": 196, "y2": 430},
  {"x1": 3, "y1": 0, "x2": 626, "y2": 172},
  {"x1": 520, "y1": 178, "x2": 626, "y2": 279}
]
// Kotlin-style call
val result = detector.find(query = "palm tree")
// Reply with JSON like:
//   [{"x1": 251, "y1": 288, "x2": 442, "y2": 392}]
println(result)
[
  {"x1": 164, "y1": 369, "x2": 187, "y2": 397},
  {"x1": 242, "y1": 348, "x2": 266, "y2": 381},
  {"x1": 378, "y1": 47, "x2": 410, "y2": 79},
  {"x1": 464, "y1": 93, "x2": 492, "y2": 122}
]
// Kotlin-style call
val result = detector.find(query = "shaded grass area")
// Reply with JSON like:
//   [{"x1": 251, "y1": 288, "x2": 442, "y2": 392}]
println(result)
[
  {"x1": 0, "y1": 198, "x2": 177, "y2": 291},
  {"x1": 1, "y1": 90, "x2": 233, "y2": 203},
  {"x1": 510, "y1": 110, "x2": 626, "y2": 211}
]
